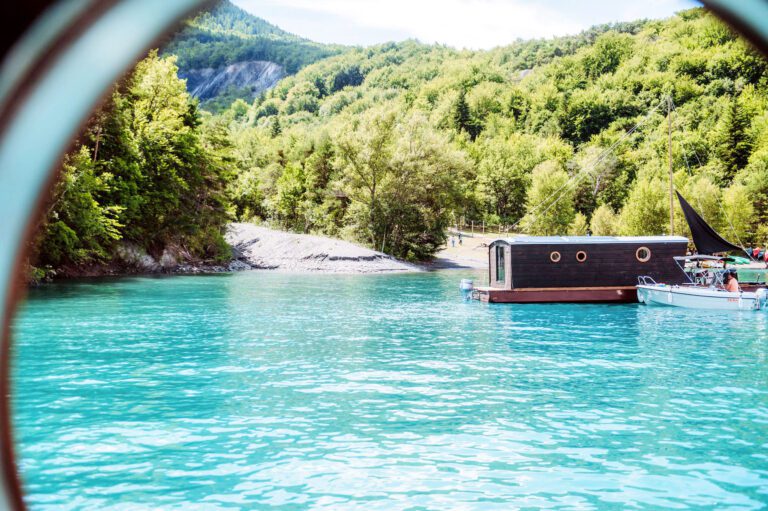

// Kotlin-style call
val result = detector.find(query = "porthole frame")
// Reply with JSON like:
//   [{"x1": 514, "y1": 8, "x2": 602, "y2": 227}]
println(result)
[
  {"x1": 636, "y1": 246, "x2": 652, "y2": 263},
  {"x1": 576, "y1": 250, "x2": 588, "y2": 263},
  {"x1": 550, "y1": 251, "x2": 561, "y2": 263}
]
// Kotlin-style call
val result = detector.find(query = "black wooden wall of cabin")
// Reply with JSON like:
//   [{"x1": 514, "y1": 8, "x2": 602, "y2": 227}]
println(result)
[{"x1": 509, "y1": 243, "x2": 688, "y2": 288}]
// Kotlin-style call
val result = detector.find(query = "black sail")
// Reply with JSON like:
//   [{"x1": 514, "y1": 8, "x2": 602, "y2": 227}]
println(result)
[{"x1": 676, "y1": 191, "x2": 743, "y2": 255}]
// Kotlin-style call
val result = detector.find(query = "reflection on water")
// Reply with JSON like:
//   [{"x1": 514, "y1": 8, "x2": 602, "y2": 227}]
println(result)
[{"x1": 11, "y1": 271, "x2": 768, "y2": 510}]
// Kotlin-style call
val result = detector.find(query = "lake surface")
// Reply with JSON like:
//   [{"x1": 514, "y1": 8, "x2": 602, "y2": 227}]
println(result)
[{"x1": 11, "y1": 270, "x2": 768, "y2": 510}]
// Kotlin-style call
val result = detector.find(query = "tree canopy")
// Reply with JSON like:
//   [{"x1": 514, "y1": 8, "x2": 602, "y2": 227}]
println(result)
[
  {"x1": 37, "y1": 7, "x2": 768, "y2": 277},
  {"x1": 35, "y1": 51, "x2": 233, "y2": 272},
  {"x1": 216, "y1": 7, "x2": 767, "y2": 250}
]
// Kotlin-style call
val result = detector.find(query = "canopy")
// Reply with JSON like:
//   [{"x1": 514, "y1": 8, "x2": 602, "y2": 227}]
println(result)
[
  {"x1": 676, "y1": 192, "x2": 745, "y2": 255},
  {"x1": 673, "y1": 255, "x2": 725, "y2": 262}
]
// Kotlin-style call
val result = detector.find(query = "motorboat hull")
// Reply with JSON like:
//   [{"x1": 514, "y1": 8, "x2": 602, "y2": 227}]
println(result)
[{"x1": 636, "y1": 284, "x2": 764, "y2": 310}]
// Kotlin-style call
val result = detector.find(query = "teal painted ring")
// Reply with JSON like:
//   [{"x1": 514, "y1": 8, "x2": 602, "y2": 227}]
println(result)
[
  {"x1": 0, "y1": 0, "x2": 766, "y2": 509},
  {"x1": 0, "y1": 1, "x2": 208, "y2": 508}
]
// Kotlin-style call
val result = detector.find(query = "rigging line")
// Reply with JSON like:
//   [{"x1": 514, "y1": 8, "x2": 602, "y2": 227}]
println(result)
[
  {"x1": 510, "y1": 103, "x2": 663, "y2": 233},
  {"x1": 509, "y1": 99, "x2": 665, "y2": 232},
  {"x1": 669, "y1": 99, "x2": 703, "y2": 171},
  {"x1": 509, "y1": 100, "x2": 665, "y2": 231},
  {"x1": 670, "y1": 104, "x2": 707, "y2": 219},
  {"x1": 673, "y1": 102, "x2": 704, "y2": 168},
  {"x1": 670, "y1": 98, "x2": 751, "y2": 255},
  {"x1": 669, "y1": 100, "x2": 710, "y2": 227},
  {"x1": 672, "y1": 113, "x2": 694, "y2": 176},
  {"x1": 721, "y1": 200, "x2": 749, "y2": 253}
]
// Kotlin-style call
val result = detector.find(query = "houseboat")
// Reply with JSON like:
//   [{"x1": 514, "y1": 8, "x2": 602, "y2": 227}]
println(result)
[{"x1": 473, "y1": 235, "x2": 689, "y2": 303}]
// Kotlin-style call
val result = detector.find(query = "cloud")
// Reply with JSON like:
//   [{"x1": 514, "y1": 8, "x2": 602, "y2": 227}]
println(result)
[
  {"x1": 234, "y1": 0, "x2": 700, "y2": 49},
  {"x1": 266, "y1": 0, "x2": 579, "y2": 48}
]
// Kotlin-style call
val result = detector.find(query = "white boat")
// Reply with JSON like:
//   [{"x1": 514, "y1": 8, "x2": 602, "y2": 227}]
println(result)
[{"x1": 637, "y1": 256, "x2": 768, "y2": 311}]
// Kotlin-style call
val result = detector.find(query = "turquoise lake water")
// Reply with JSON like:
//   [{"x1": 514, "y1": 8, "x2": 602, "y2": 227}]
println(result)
[{"x1": 10, "y1": 270, "x2": 768, "y2": 510}]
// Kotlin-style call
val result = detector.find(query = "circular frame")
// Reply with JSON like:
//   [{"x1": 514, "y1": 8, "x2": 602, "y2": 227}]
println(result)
[
  {"x1": 0, "y1": 1, "x2": 765, "y2": 509},
  {"x1": 550, "y1": 251, "x2": 561, "y2": 263},
  {"x1": 576, "y1": 251, "x2": 587, "y2": 263},
  {"x1": 0, "y1": 1, "x2": 211, "y2": 508},
  {"x1": 636, "y1": 246, "x2": 652, "y2": 263}
]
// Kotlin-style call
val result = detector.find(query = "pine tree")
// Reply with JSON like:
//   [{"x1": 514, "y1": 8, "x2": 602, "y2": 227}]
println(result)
[
  {"x1": 453, "y1": 89, "x2": 479, "y2": 140},
  {"x1": 717, "y1": 96, "x2": 753, "y2": 183},
  {"x1": 270, "y1": 116, "x2": 282, "y2": 138}
]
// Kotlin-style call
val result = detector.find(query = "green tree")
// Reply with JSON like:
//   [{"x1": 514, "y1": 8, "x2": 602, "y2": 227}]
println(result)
[
  {"x1": 270, "y1": 162, "x2": 306, "y2": 229},
  {"x1": 715, "y1": 95, "x2": 753, "y2": 183},
  {"x1": 474, "y1": 139, "x2": 531, "y2": 223},
  {"x1": 568, "y1": 212, "x2": 589, "y2": 235},
  {"x1": 38, "y1": 50, "x2": 233, "y2": 271},
  {"x1": 338, "y1": 109, "x2": 467, "y2": 259},
  {"x1": 520, "y1": 161, "x2": 575, "y2": 235},
  {"x1": 721, "y1": 183, "x2": 754, "y2": 244},
  {"x1": 474, "y1": 133, "x2": 571, "y2": 224},
  {"x1": 453, "y1": 89, "x2": 480, "y2": 140},
  {"x1": 270, "y1": 116, "x2": 282, "y2": 137},
  {"x1": 37, "y1": 147, "x2": 123, "y2": 267},
  {"x1": 618, "y1": 178, "x2": 669, "y2": 235},
  {"x1": 582, "y1": 32, "x2": 634, "y2": 79},
  {"x1": 337, "y1": 111, "x2": 397, "y2": 249},
  {"x1": 589, "y1": 204, "x2": 619, "y2": 235}
]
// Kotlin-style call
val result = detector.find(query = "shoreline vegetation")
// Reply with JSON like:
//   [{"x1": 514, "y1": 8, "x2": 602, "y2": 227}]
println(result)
[
  {"x1": 29, "y1": 224, "x2": 488, "y2": 282},
  {"x1": 28, "y1": 4, "x2": 768, "y2": 283}
]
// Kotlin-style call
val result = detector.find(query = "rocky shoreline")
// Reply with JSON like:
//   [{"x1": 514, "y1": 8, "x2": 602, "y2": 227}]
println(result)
[
  {"x1": 225, "y1": 223, "x2": 420, "y2": 274},
  {"x1": 35, "y1": 223, "x2": 424, "y2": 281}
]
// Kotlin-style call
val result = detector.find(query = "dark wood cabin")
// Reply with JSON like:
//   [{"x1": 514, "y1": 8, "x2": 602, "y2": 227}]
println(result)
[{"x1": 476, "y1": 235, "x2": 689, "y2": 303}]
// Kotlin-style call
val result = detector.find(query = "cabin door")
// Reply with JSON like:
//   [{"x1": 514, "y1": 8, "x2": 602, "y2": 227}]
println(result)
[
  {"x1": 492, "y1": 245, "x2": 512, "y2": 289},
  {"x1": 493, "y1": 245, "x2": 505, "y2": 288},
  {"x1": 504, "y1": 246, "x2": 512, "y2": 289}
]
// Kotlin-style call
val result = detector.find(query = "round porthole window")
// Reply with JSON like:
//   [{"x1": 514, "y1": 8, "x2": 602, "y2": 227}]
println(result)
[
  {"x1": 636, "y1": 246, "x2": 651, "y2": 262},
  {"x1": 550, "y1": 251, "x2": 561, "y2": 263},
  {"x1": 576, "y1": 250, "x2": 587, "y2": 263}
]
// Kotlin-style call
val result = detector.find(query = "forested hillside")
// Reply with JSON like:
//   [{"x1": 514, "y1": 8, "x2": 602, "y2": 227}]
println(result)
[
  {"x1": 163, "y1": 1, "x2": 343, "y2": 110},
  {"x1": 34, "y1": 7, "x2": 768, "y2": 276},
  {"x1": 220, "y1": 8, "x2": 768, "y2": 258}
]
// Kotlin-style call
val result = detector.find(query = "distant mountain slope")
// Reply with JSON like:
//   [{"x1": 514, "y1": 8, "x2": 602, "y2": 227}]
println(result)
[
  {"x1": 183, "y1": 61, "x2": 285, "y2": 100},
  {"x1": 163, "y1": 0, "x2": 344, "y2": 110}
]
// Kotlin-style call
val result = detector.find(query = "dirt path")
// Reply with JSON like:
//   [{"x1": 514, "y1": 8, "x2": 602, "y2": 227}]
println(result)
[
  {"x1": 226, "y1": 223, "x2": 497, "y2": 273},
  {"x1": 423, "y1": 231, "x2": 496, "y2": 270}
]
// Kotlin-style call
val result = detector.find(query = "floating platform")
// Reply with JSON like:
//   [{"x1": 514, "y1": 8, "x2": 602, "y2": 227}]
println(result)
[{"x1": 474, "y1": 286, "x2": 637, "y2": 303}]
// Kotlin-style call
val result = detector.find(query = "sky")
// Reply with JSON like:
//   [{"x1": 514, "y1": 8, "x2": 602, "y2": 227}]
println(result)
[{"x1": 232, "y1": 0, "x2": 702, "y2": 49}]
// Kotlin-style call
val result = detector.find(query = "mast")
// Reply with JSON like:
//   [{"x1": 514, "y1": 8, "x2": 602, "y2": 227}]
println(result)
[{"x1": 667, "y1": 96, "x2": 674, "y2": 236}]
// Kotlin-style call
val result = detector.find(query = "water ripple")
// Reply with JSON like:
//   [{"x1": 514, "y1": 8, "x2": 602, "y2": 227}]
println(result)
[{"x1": 11, "y1": 271, "x2": 768, "y2": 510}]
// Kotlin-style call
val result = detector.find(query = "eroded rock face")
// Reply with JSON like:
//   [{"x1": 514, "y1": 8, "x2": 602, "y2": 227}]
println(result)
[
  {"x1": 115, "y1": 242, "x2": 161, "y2": 272},
  {"x1": 180, "y1": 61, "x2": 285, "y2": 100}
]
